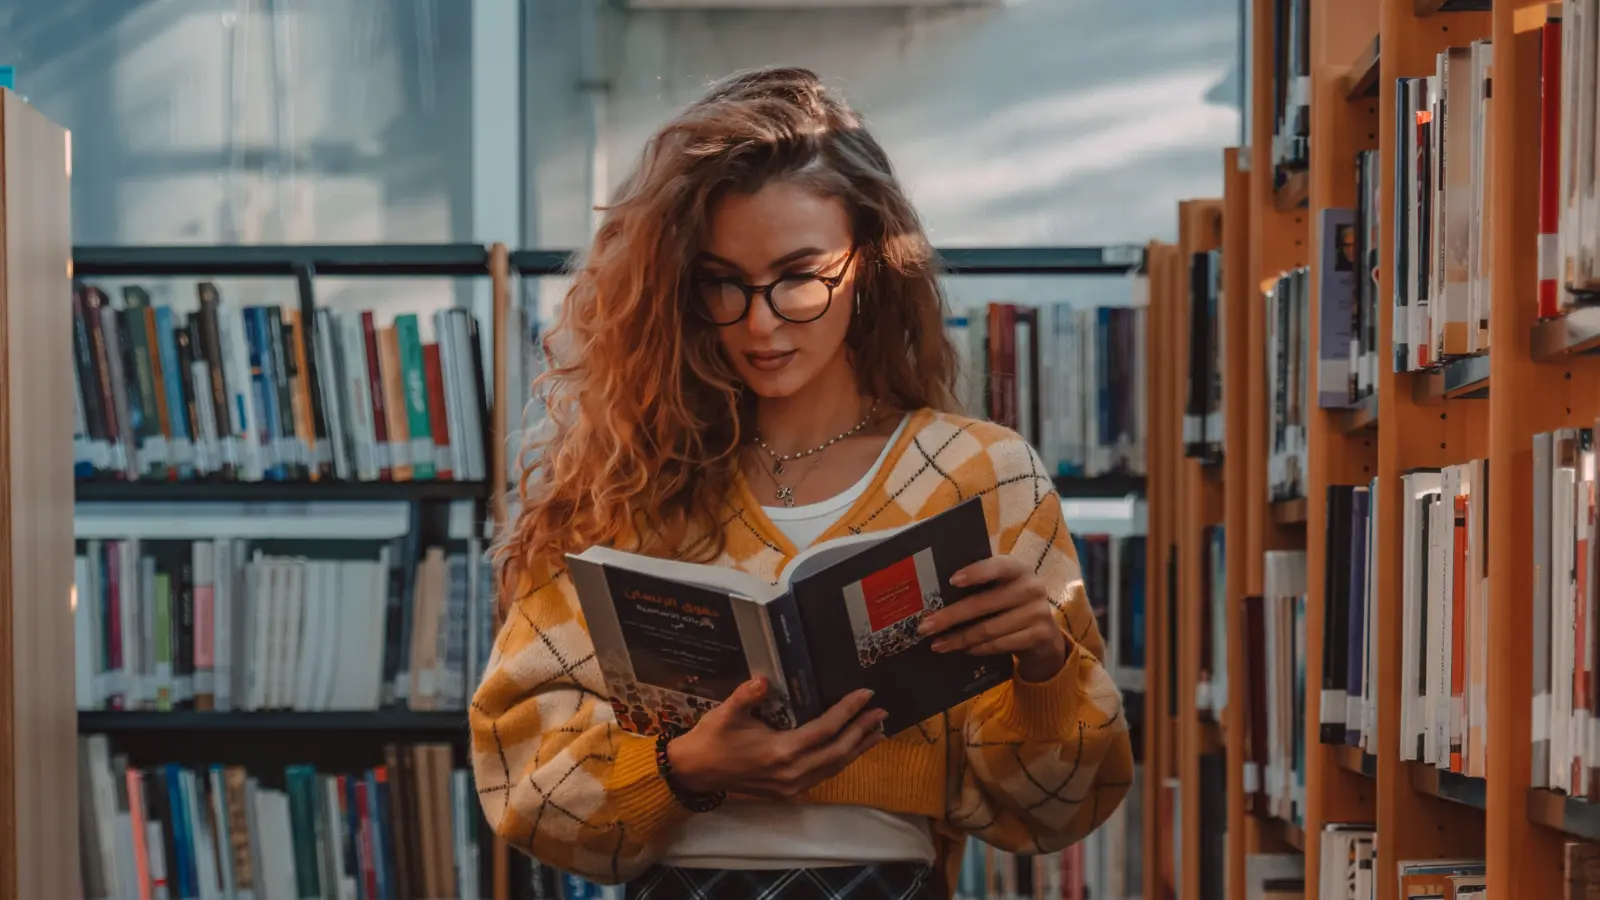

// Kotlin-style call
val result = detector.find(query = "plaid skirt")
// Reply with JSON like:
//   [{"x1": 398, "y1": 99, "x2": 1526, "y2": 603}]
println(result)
[{"x1": 623, "y1": 863, "x2": 940, "y2": 900}]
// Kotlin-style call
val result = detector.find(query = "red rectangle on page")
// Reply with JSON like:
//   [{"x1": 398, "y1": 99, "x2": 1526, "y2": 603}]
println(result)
[{"x1": 858, "y1": 556, "x2": 926, "y2": 633}]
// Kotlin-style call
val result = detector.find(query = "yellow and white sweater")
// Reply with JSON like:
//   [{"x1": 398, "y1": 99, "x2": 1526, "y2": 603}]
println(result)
[{"x1": 470, "y1": 409, "x2": 1133, "y2": 888}]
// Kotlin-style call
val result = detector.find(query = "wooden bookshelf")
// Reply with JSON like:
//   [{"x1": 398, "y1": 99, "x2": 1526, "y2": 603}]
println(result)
[{"x1": 0, "y1": 89, "x2": 77, "y2": 900}]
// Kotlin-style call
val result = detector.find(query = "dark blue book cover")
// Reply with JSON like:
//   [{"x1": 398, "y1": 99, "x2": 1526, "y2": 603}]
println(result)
[{"x1": 571, "y1": 497, "x2": 1008, "y2": 738}]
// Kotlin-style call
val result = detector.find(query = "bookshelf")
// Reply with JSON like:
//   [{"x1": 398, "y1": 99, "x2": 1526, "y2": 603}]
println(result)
[
  {"x1": 0, "y1": 88, "x2": 76, "y2": 900},
  {"x1": 1146, "y1": 1, "x2": 1600, "y2": 898}
]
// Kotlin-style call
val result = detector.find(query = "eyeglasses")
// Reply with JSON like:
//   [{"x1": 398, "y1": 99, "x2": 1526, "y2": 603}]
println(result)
[{"x1": 690, "y1": 246, "x2": 858, "y2": 326}]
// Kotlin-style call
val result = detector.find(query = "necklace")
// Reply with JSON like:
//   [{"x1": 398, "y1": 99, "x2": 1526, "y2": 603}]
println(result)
[{"x1": 753, "y1": 399, "x2": 878, "y2": 508}]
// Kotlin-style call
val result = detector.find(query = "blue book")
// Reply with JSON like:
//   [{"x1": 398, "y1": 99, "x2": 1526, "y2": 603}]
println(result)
[
  {"x1": 244, "y1": 307, "x2": 286, "y2": 481},
  {"x1": 153, "y1": 307, "x2": 195, "y2": 479},
  {"x1": 164, "y1": 766, "x2": 198, "y2": 900}
]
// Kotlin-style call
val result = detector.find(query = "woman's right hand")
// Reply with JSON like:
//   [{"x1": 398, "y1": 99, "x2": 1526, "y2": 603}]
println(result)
[{"x1": 665, "y1": 678, "x2": 887, "y2": 800}]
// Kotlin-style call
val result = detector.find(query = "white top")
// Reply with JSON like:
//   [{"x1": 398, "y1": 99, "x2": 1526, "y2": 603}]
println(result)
[{"x1": 661, "y1": 415, "x2": 935, "y2": 870}]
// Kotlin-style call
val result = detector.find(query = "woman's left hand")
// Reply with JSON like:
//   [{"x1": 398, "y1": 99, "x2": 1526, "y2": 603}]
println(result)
[{"x1": 917, "y1": 554, "x2": 1068, "y2": 683}]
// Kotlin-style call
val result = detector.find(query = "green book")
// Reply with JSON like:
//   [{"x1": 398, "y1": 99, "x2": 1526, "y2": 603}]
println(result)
[
  {"x1": 284, "y1": 766, "x2": 324, "y2": 900},
  {"x1": 393, "y1": 315, "x2": 436, "y2": 480},
  {"x1": 154, "y1": 572, "x2": 172, "y2": 712}
]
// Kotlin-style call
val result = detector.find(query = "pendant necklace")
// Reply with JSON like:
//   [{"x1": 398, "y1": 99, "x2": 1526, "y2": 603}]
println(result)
[{"x1": 754, "y1": 399, "x2": 878, "y2": 508}]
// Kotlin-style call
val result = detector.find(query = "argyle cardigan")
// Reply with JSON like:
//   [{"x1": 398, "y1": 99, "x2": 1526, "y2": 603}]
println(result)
[{"x1": 470, "y1": 409, "x2": 1133, "y2": 888}]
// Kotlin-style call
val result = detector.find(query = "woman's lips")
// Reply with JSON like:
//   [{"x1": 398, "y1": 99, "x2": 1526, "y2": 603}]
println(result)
[{"x1": 744, "y1": 349, "x2": 796, "y2": 372}]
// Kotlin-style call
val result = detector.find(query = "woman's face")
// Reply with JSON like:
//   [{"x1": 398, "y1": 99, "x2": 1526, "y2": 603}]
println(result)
[{"x1": 696, "y1": 181, "x2": 858, "y2": 399}]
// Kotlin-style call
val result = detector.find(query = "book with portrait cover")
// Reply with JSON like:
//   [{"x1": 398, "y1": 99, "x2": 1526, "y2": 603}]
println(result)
[{"x1": 567, "y1": 497, "x2": 1011, "y2": 737}]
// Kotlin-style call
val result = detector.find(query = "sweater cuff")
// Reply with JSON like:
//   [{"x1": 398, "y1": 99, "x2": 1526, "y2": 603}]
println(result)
[
  {"x1": 607, "y1": 733, "x2": 693, "y2": 846},
  {"x1": 995, "y1": 642, "x2": 1086, "y2": 742}
]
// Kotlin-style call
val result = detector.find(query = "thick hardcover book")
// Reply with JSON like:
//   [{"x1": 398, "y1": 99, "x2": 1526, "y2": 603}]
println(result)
[{"x1": 568, "y1": 497, "x2": 1008, "y2": 737}]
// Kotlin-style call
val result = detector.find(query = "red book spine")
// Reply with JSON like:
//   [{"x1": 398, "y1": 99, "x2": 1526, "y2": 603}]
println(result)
[
  {"x1": 1539, "y1": 17, "x2": 1564, "y2": 318},
  {"x1": 356, "y1": 777, "x2": 379, "y2": 900},
  {"x1": 1001, "y1": 303, "x2": 1018, "y2": 430},
  {"x1": 986, "y1": 303, "x2": 1004, "y2": 422},
  {"x1": 421, "y1": 343, "x2": 453, "y2": 481},
  {"x1": 360, "y1": 312, "x2": 393, "y2": 481}
]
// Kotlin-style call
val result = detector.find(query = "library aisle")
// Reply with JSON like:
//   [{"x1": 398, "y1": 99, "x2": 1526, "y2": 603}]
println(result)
[{"x1": 1142, "y1": 0, "x2": 1600, "y2": 898}]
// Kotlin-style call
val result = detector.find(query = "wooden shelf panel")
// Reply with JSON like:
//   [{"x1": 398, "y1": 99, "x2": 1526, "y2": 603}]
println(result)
[
  {"x1": 1527, "y1": 788, "x2": 1600, "y2": 842},
  {"x1": 1531, "y1": 305, "x2": 1600, "y2": 360},
  {"x1": 78, "y1": 710, "x2": 470, "y2": 735},
  {"x1": 1341, "y1": 394, "x2": 1380, "y2": 433},
  {"x1": 1274, "y1": 170, "x2": 1310, "y2": 212},
  {"x1": 1270, "y1": 497, "x2": 1308, "y2": 525},
  {"x1": 1052, "y1": 473, "x2": 1147, "y2": 498},
  {"x1": 75, "y1": 479, "x2": 490, "y2": 504},
  {"x1": 1256, "y1": 814, "x2": 1307, "y2": 853},
  {"x1": 1514, "y1": 1, "x2": 1560, "y2": 34},
  {"x1": 1409, "y1": 762, "x2": 1487, "y2": 812},
  {"x1": 1332, "y1": 744, "x2": 1378, "y2": 779},
  {"x1": 1412, "y1": 354, "x2": 1492, "y2": 402},
  {"x1": 1343, "y1": 34, "x2": 1382, "y2": 100},
  {"x1": 1414, "y1": 0, "x2": 1491, "y2": 14}
]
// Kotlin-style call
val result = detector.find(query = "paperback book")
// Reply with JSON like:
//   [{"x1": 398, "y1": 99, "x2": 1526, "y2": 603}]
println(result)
[{"x1": 567, "y1": 497, "x2": 1010, "y2": 737}]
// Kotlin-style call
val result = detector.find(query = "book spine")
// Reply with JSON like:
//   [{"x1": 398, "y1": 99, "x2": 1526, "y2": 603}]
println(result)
[
  {"x1": 269, "y1": 308, "x2": 305, "y2": 479},
  {"x1": 244, "y1": 309, "x2": 286, "y2": 482},
  {"x1": 197, "y1": 285, "x2": 239, "y2": 478},
  {"x1": 153, "y1": 308, "x2": 196, "y2": 481},
  {"x1": 1539, "y1": 17, "x2": 1564, "y2": 318},
  {"x1": 421, "y1": 344, "x2": 454, "y2": 481},
  {"x1": 394, "y1": 315, "x2": 437, "y2": 480},
  {"x1": 765, "y1": 593, "x2": 822, "y2": 725},
  {"x1": 361, "y1": 312, "x2": 393, "y2": 480}
]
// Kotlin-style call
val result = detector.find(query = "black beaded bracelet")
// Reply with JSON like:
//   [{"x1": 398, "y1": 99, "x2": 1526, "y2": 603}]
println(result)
[{"x1": 655, "y1": 726, "x2": 726, "y2": 813}]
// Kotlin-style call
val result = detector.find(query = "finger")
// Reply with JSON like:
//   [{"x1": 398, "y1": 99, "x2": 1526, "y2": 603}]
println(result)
[
  {"x1": 788, "y1": 688, "x2": 876, "y2": 748},
  {"x1": 948, "y1": 554, "x2": 1026, "y2": 590},
  {"x1": 918, "y1": 583, "x2": 1025, "y2": 636},
  {"x1": 930, "y1": 606, "x2": 1041, "y2": 654},
  {"x1": 719, "y1": 676, "x2": 769, "y2": 715},
  {"x1": 803, "y1": 706, "x2": 889, "y2": 772},
  {"x1": 964, "y1": 625, "x2": 1064, "y2": 659},
  {"x1": 807, "y1": 729, "x2": 888, "y2": 785},
  {"x1": 785, "y1": 726, "x2": 889, "y2": 797}
]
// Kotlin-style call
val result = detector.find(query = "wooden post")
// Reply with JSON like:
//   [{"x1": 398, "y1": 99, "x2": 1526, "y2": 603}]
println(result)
[{"x1": 0, "y1": 89, "x2": 76, "y2": 900}]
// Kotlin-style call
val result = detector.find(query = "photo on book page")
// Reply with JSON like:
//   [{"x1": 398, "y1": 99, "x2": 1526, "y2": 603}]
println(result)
[{"x1": 842, "y1": 547, "x2": 943, "y2": 668}]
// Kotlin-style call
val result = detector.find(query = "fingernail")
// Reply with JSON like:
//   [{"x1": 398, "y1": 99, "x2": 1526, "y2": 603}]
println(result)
[
  {"x1": 949, "y1": 573, "x2": 967, "y2": 587},
  {"x1": 931, "y1": 640, "x2": 949, "y2": 653},
  {"x1": 917, "y1": 619, "x2": 934, "y2": 635}
]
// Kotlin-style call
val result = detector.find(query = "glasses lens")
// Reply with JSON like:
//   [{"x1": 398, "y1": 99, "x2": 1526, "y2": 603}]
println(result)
[
  {"x1": 695, "y1": 280, "x2": 748, "y2": 324},
  {"x1": 771, "y1": 277, "x2": 833, "y2": 322}
]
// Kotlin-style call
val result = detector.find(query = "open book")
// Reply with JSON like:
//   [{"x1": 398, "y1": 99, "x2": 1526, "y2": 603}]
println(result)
[{"x1": 567, "y1": 497, "x2": 1012, "y2": 736}]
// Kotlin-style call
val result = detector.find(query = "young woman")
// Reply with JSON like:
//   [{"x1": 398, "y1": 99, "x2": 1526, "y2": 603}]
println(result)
[{"x1": 472, "y1": 67, "x2": 1132, "y2": 900}]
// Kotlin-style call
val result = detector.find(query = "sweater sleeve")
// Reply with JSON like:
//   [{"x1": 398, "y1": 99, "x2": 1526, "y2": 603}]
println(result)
[
  {"x1": 943, "y1": 440, "x2": 1135, "y2": 855},
  {"x1": 470, "y1": 563, "x2": 691, "y2": 885}
]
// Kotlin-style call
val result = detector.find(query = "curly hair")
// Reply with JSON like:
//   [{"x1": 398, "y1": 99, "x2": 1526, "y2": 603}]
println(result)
[{"x1": 498, "y1": 66, "x2": 959, "y2": 604}]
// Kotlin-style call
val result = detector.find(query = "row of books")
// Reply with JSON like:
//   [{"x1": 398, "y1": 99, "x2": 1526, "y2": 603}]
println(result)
[
  {"x1": 1268, "y1": 0, "x2": 1310, "y2": 177},
  {"x1": 1392, "y1": 42, "x2": 1496, "y2": 373},
  {"x1": 1321, "y1": 483, "x2": 1378, "y2": 753},
  {"x1": 1314, "y1": 832, "x2": 1491, "y2": 900},
  {"x1": 1184, "y1": 250, "x2": 1224, "y2": 461},
  {"x1": 78, "y1": 736, "x2": 487, "y2": 900},
  {"x1": 951, "y1": 763, "x2": 1142, "y2": 900},
  {"x1": 73, "y1": 537, "x2": 494, "y2": 714},
  {"x1": 1267, "y1": 267, "x2": 1310, "y2": 503},
  {"x1": 1074, "y1": 532, "x2": 1146, "y2": 692},
  {"x1": 1541, "y1": 4, "x2": 1600, "y2": 315},
  {"x1": 72, "y1": 282, "x2": 491, "y2": 485},
  {"x1": 947, "y1": 299, "x2": 1147, "y2": 480},
  {"x1": 1399, "y1": 462, "x2": 1491, "y2": 777},
  {"x1": 1240, "y1": 549, "x2": 1307, "y2": 826},
  {"x1": 1533, "y1": 427, "x2": 1599, "y2": 797},
  {"x1": 1320, "y1": 155, "x2": 1381, "y2": 409}
]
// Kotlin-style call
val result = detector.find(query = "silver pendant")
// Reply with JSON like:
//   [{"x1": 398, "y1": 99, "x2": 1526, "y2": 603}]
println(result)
[{"x1": 775, "y1": 485, "x2": 795, "y2": 507}]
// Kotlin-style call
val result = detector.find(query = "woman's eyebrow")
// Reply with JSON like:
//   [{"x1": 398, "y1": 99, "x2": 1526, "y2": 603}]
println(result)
[{"x1": 695, "y1": 247, "x2": 829, "y2": 274}]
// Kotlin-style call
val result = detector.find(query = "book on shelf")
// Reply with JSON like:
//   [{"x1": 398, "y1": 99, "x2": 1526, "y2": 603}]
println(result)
[
  {"x1": 1317, "y1": 824, "x2": 1376, "y2": 900},
  {"x1": 73, "y1": 534, "x2": 494, "y2": 715},
  {"x1": 1396, "y1": 860, "x2": 1486, "y2": 900},
  {"x1": 1568, "y1": 842, "x2": 1600, "y2": 898},
  {"x1": 1266, "y1": 267, "x2": 1309, "y2": 503},
  {"x1": 1197, "y1": 526, "x2": 1227, "y2": 718},
  {"x1": 1270, "y1": 0, "x2": 1311, "y2": 178},
  {"x1": 1390, "y1": 40, "x2": 1494, "y2": 373},
  {"x1": 1245, "y1": 854, "x2": 1304, "y2": 900},
  {"x1": 76, "y1": 735, "x2": 488, "y2": 900},
  {"x1": 1398, "y1": 460, "x2": 1490, "y2": 777},
  {"x1": 952, "y1": 761, "x2": 1143, "y2": 900},
  {"x1": 1242, "y1": 550, "x2": 1307, "y2": 825},
  {"x1": 1185, "y1": 249, "x2": 1225, "y2": 460},
  {"x1": 1074, "y1": 532, "x2": 1146, "y2": 694},
  {"x1": 1318, "y1": 207, "x2": 1359, "y2": 409},
  {"x1": 946, "y1": 294, "x2": 1147, "y2": 480},
  {"x1": 1556, "y1": 1, "x2": 1600, "y2": 310},
  {"x1": 71, "y1": 281, "x2": 490, "y2": 486},
  {"x1": 568, "y1": 497, "x2": 1005, "y2": 737},
  {"x1": 1532, "y1": 426, "x2": 1600, "y2": 798},
  {"x1": 1320, "y1": 483, "x2": 1379, "y2": 752},
  {"x1": 1351, "y1": 150, "x2": 1382, "y2": 405}
]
